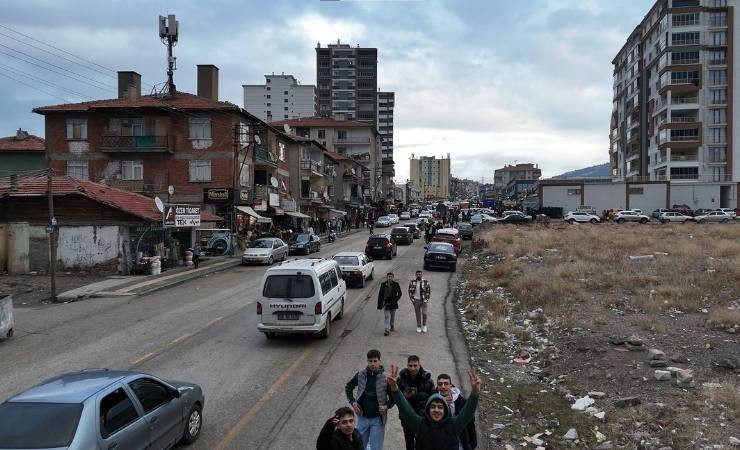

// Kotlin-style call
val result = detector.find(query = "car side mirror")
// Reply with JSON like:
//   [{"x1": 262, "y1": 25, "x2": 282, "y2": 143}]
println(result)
[{"x1": 171, "y1": 388, "x2": 181, "y2": 398}]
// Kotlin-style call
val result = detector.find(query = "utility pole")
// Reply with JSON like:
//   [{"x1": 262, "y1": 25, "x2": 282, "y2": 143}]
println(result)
[{"x1": 47, "y1": 169, "x2": 57, "y2": 302}]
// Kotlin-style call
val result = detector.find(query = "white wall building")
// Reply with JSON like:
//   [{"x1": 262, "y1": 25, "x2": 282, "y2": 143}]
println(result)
[{"x1": 243, "y1": 74, "x2": 316, "y2": 122}]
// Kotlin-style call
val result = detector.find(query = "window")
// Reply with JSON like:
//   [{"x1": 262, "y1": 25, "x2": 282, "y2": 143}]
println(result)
[
  {"x1": 0, "y1": 402, "x2": 83, "y2": 448},
  {"x1": 709, "y1": 31, "x2": 727, "y2": 46},
  {"x1": 671, "y1": 31, "x2": 699, "y2": 46},
  {"x1": 709, "y1": 11, "x2": 728, "y2": 26},
  {"x1": 120, "y1": 118, "x2": 145, "y2": 137},
  {"x1": 710, "y1": 88, "x2": 727, "y2": 104},
  {"x1": 266, "y1": 86, "x2": 271, "y2": 90},
  {"x1": 284, "y1": 90, "x2": 288, "y2": 95},
  {"x1": 670, "y1": 167, "x2": 699, "y2": 179},
  {"x1": 672, "y1": 13, "x2": 699, "y2": 27},
  {"x1": 567, "y1": 188, "x2": 581, "y2": 196},
  {"x1": 188, "y1": 118, "x2": 211, "y2": 139},
  {"x1": 266, "y1": 94, "x2": 271, "y2": 99},
  {"x1": 266, "y1": 103, "x2": 271, "y2": 107},
  {"x1": 189, "y1": 160, "x2": 211, "y2": 182},
  {"x1": 278, "y1": 142, "x2": 285, "y2": 161},
  {"x1": 328, "y1": 269, "x2": 339, "y2": 288},
  {"x1": 710, "y1": 108, "x2": 727, "y2": 124},
  {"x1": 263, "y1": 274, "x2": 315, "y2": 298},
  {"x1": 337, "y1": 130, "x2": 347, "y2": 139},
  {"x1": 100, "y1": 388, "x2": 140, "y2": 439},
  {"x1": 66, "y1": 118, "x2": 87, "y2": 140},
  {"x1": 629, "y1": 187, "x2": 644, "y2": 195},
  {"x1": 708, "y1": 147, "x2": 726, "y2": 163},
  {"x1": 708, "y1": 49, "x2": 727, "y2": 65},
  {"x1": 284, "y1": 107, "x2": 288, "y2": 111},
  {"x1": 284, "y1": 98, "x2": 288, "y2": 102},
  {"x1": 238, "y1": 156, "x2": 249, "y2": 186},
  {"x1": 128, "y1": 378, "x2": 172, "y2": 413},
  {"x1": 708, "y1": 127, "x2": 726, "y2": 143},
  {"x1": 67, "y1": 160, "x2": 89, "y2": 180},
  {"x1": 121, "y1": 160, "x2": 143, "y2": 180},
  {"x1": 319, "y1": 272, "x2": 332, "y2": 295},
  {"x1": 709, "y1": 69, "x2": 727, "y2": 86}
]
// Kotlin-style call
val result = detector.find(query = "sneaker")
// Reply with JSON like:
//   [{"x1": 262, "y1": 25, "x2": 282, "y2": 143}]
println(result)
[
  {"x1": 384, "y1": 330, "x2": 390, "y2": 336},
  {"x1": 416, "y1": 327, "x2": 422, "y2": 333},
  {"x1": 422, "y1": 326, "x2": 428, "y2": 333},
  {"x1": 390, "y1": 325, "x2": 395, "y2": 332}
]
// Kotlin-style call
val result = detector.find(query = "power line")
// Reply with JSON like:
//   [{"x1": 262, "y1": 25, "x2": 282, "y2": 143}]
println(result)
[
  {"x1": 0, "y1": 43, "x2": 118, "y2": 91},
  {"x1": 0, "y1": 63, "x2": 93, "y2": 99},
  {"x1": 0, "y1": 23, "x2": 155, "y2": 89},
  {"x1": 0, "y1": 70, "x2": 71, "y2": 103}
]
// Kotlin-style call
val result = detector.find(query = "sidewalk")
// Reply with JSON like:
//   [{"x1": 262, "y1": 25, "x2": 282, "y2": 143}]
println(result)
[{"x1": 56, "y1": 227, "x2": 369, "y2": 301}]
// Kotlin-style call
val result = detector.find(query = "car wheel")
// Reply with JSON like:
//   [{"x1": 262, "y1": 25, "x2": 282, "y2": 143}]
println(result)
[
  {"x1": 451, "y1": 264, "x2": 457, "y2": 272},
  {"x1": 281, "y1": 252, "x2": 286, "y2": 261},
  {"x1": 568, "y1": 219, "x2": 575, "y2": 224},
  {"x1": 180, "y1": 404, "x2": 202, "y2": 445},
  {"x1": 264, "y1": 332, "x2": 275, "y2": 339},
  {"x1": 590, "y1": 218, "x2": 598, "y2": 224},
  {"x1": 359, "y1": 276, "x2": 365, "y2": 288},
  {"x1": 617, "y1": 218, "x2": 625, "y2": 224},
  {"x1": 367, "y1": 269, "x2": 374, "y2": 281},
  {"x1": 722, "y1": 218, "x2": 729, "y2": 223},
  {"x1": 335, "y1": 299, "x2": 344, "y2": 320},
  {"x1": 267, "y1": 256, "x2": 274, "y2": 265},
  {"x1": 319, "y1": 313, "x2": 331, "y2": 339},
  {"x1": 317, "y1": 243, "x2": 321, "y2": 252},
  {"x1": 640, "y1": 218, "x2": 647, "y2": 224}
]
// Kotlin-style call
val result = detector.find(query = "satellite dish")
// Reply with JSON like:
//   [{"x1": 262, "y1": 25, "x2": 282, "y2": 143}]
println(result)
[
  {"x1": 167, "y1": 185, "x2": 174, "y2": 196},
  {"x1": 270, "y1": 177, "x2": 279, "y2": 188},
  {"x1": 154, "y1": 196, "x2": 164, "y2": 213}
]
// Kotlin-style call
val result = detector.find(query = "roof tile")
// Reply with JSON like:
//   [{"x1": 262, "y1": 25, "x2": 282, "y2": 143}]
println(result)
[{"x1": 0, "y1": 135, "x2": 45, "y2": 152}]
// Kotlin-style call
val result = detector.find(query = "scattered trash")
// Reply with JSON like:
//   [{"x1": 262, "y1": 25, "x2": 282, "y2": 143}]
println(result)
[
  {"x1": 572, "y1": 395, "x2": 595, "y2": 411},
  {"x1": 514, "y1": 355, "x2": 531, "y2": 364}
]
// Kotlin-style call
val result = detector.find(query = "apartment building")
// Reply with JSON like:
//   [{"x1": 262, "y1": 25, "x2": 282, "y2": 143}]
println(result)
[
  {"x1": 610, "y1": 0, "x2": 739, "y2": 190},
  {"x1": 493, "y1": 163, "x2": 542, "y2": 190},
  {"x1": 409, "y1": 154, "x2": 451, "y2": 200},
  {"x1": 315, "y1": 41, "x2": 378, "y2": 125},
  {"x1": 243, "y1": 74, "x2": 316, "y2": 122},
  {"x1": 377, "y1": 92, "x2": 394, "y2": 161}
]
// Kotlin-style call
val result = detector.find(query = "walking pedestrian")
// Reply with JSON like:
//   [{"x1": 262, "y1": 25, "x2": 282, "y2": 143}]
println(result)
[
  {"x1": 345, "y1": 349, "x2": 395, "y2": 450},
  {"x1": 316, "y1": 406, "x2": 363, "y2": 450},
  {"x1": 398, "y1": 356, "x2": 435, "y2": 450},
  {"x1": 377, "y1": 272, "x2": 402, "y2": 336},
  {"x1": 408, "y1": 270, "x2": 431, "y2": 333},
  {"x1": 386, "y1": 365, "x2": 481, "y2": 450},
  {"x1": 435, "y1": 374, "x2": 478, "y2": 450}
]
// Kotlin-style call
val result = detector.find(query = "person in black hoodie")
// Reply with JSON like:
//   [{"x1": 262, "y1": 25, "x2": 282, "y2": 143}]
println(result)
[
  {"x1": 377, "y1": 272, "x2": 402, "y2": 336},
  {"x1": 317, "y1": 406, "x2": 363, "y2": 450},
  {"x1": 398, "y1": 355, "x2": 435, "y2": 450},
  {"x1": 435, "y1": 373, "x2": 478, "y2": 450},
  {"x1": 387, "y1": 364, "x2": 481, "y2": 450}
]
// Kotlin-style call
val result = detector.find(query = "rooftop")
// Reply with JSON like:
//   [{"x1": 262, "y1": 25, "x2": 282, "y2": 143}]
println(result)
[
  {"x1": 270, "y1": 117, "x2": 378, "y2": 131},
  {"x1": 9, "y1": 370, "x2": 131, "y2": 403},
  {"x1": 0, "y1": 131, "x2": 45, "y2": 152}
]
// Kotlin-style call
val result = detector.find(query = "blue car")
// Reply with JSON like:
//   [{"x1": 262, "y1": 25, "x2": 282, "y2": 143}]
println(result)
[{"x1": 0, "y1": 370, "x2": 204, "y2": 449}]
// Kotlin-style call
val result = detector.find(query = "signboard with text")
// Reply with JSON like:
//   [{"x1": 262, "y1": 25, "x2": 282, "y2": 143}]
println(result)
[
  {"x1": 163, "y1": 204, "x2": 201, "y2": 227},
  {"x1": 203, "y1": 188, "x2": 232, "y2": 203}
]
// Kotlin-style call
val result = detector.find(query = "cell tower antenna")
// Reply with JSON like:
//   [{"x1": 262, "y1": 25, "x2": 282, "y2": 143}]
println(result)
[{"x1": 158, "y1": 14, "x2": 179, "y2": 97}]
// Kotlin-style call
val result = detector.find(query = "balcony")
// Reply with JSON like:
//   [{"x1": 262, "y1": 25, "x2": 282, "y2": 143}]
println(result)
[
  {"x1": 101, "y1": 135, "x2": 171, "y2": 153},
  {"x1": 670, "y1": 116, "x2": 698, "y2": 123},
  {"x1": 672, "y1": 96, "x2": 698, "y2": 105},
  {"x1": 300, "y1": 159, "x2": 323, "y2": 177},
  {"x1": 254, "y1": 146, "x2": 278, "y2": 167},
  {"x1": 709, "y1": 18, "x2": 728, "y2": 28},
  {"x1": 110, "y1": 178, "x2": 165, "y2": 194},
  {"x1": 334, "y1": 136, "x2": 371, "y2": 144},
  {"x1": 670, "y1": 152, "x2": 698, "y2": 161},
  {"x1": 671, "y1": 39, "x2": 700, "y2": 46}
]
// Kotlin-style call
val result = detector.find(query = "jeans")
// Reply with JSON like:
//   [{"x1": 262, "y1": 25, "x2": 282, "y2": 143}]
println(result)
[
  {"x1": 357, "y1": 415, "x2": 385, "y2": 450},
  {"x1": 412, "y1": 301, "x2": 428, "y2": 327},
  {"x1": 384, "y1": 308, "x2": 396, "y2": 330}
]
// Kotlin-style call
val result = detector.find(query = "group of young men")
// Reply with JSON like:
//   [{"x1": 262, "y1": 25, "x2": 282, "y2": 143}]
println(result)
[
  {"x1": 317, "y1": 350, "x2": 480, "y2": 450},
  {"x1": 376, "y1": 270, "x2": 431, "y2": 336}
]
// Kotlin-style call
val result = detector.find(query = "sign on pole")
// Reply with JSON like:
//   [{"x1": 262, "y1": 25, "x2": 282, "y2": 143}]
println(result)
[{"x1": 163, "y1": 204, "x2": 201, "y2": 227}]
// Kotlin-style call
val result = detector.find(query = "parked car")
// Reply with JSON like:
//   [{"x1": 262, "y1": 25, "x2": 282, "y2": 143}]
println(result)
[
  {"x1": 458, "y1": 222, "x2": 473, "y2": 240},
  {"x1": 288, "y1": 233, "x2": 321, "y2": 255},
  {"x1": 496, "y1": 212, "x2": 531, "y2": 224},
  {"x1": 391, "y1": 226, "x2": 414, "y2": 245},
  {"x1": 399, "y1": 212, "x2": 411, "y2": 220},
  {"x1": 564, "y1": 211, "x2": 601, "y2": 224},
  {"x1": 613, "y1": 210, "x2": 650, "y2": 224},
  {"x1": 333, "y1": 252, "x2": 374, "y2": 288},
  {"x1": 375, "y1": 216, "x2": 392, "y2": 227},
  {"x1": 241, "y1": 238, "x2": 288, "y2": 265},
  {"x1": 694, "y1": 210, "x2": 732, "y2": 223},
  {"x1": 257, "y1": 259, "x2": 345, "y2": 339},
  {"x1": 651, "y1": 209, "x2": 672, "y2": 219},
  {"x1": 431, "y1": 228, "x2": 462, "y2": 254},
  {"x1": 0, "y1": 370, "x2": 204, "y2": 449},
  {"x1": 388, "y1": 214, "x2": 400, "y2": 224},
  {"x1": 718, "y1": 208, "x2": 737, "y2": 219},
  {"x1": 365, "y1": 234, "x2": 397, "y2": 260},
  {"x1": 423, "y1": 242, "x2": 458, "y2": 272},
  {"x1": 659, "y1": 211, "x2": 692, "y2": 223},
  {"x1": 416, "y1": 217, "x2": 430, "y2": 227},
  {"x1": 471, "y1": 213, "x2": 496, "y2": 226},
  {"x1": 402, "y1": 223, "x2": 421, "y2": 239}
]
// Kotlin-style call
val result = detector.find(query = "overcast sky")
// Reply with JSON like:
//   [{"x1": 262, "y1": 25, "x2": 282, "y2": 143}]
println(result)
[{"x1": 0, "y1": 0, "x2": 652, "y2": 181}]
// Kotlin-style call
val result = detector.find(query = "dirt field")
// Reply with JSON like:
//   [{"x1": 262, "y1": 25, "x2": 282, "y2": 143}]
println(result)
[
  {"x1": 0, "y1": 272, "x2": 109, "y2": 306},
  {"x1": 457, "y1": 222, "x2": 740, "y2": 449}
]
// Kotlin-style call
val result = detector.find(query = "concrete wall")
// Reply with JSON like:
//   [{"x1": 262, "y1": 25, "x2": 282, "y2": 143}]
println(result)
[
  {"x1": 541, "y1": 185, "x2": 581, "y2": 212},
  {"x1": 57, "y1": 226, "x2": 120, "y2": 270},
  {"x1": 670, "y1": 184, "x2": 722, "y2": 210},
  {"x1": 0, "y1": 224, "x2": 6, "y2": 272},
  {"x1": 5, "y1": 223, "x2": 30, "y2": 274},
  {"x1": 583, "y1": 184, "x2": 625, "y2": 212},
  {"x1": 628, "y1": 183, "x2": 666, "y2": 212}
]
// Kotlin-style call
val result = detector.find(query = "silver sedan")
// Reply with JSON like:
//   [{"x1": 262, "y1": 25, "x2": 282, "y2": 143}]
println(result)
[{"x1": 242, "y1": 238, "x2": 289, "y2": 265}]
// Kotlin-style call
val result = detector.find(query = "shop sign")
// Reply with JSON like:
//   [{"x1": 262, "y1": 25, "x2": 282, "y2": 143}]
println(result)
[
  {"x1": 254, "y1": 198, "x2": 267, "y2": 211},
  {"x1": 269, "y1": 192, "x2": 280, "y2": 207},
  {"x1": 203, "y1": 188, "x2": 232, "y2": 203},
  {"x1": 281, "y1": 198, "x2": 297, "y2": 212},
  {"x1": 163, "y1": 204, "x2": 201, "y2": 227},
  {"x1": 238, "y1": 189, "x2": 251, "y2": 203}
]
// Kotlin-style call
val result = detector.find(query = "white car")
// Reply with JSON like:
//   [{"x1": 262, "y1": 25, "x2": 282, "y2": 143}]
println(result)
[
  {"x1": 375, "y1": 216, "x2": 392, "y2": 227},
  {"x1": 333, "y1": 252, "x2": 375, "y2": 288},
  {"x1": 564, "y1": 211, "x2": 601, "y2": 224},
  {"x1": 388, "y1": 214, "x2": 400, "y2": 224},
  {"x1": 257, "y1": 259, "x2": 346, "y2": 339},
  {"x1": 659, "y1": 211, "x2": 692, "y2": 223},
  {"x1": 718, "y1": 208, "x2": 737, "y2": 219},
  {"x1": 613, "y1": 210, "x2": 650, "y2": 223},
  {"x1": 694, "y1": 210, "x2": 732, "y2": 223},
  {"x1": 399, "y1": 212, "x2": 411, "y2": 220},
  {"x1": 241, "y1": 238, "x2": 288, "y2": 265},
  {"x1": 419, "y1": 211, "x2": 432, "y2": 220},
  {"x1": 470, "y1": 213, "x2": 496, "y2": 226}
]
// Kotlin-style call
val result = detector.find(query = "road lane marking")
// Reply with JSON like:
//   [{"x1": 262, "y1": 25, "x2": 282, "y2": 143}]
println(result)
[
  {"x1": 130, "y1": 352, "x2": 155, "y2": 365},
  {"x1": 214, "y1": 346, "x2": 316, "y2": 450}
]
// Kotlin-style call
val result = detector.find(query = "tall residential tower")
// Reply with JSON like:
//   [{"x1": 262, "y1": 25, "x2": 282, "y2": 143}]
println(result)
[
  {"x1": 409, "y1": 154, "x2": 451, "y2": 201},
  {"x1": 243, "y1": 74, "x2": 315, "y2": 122}
]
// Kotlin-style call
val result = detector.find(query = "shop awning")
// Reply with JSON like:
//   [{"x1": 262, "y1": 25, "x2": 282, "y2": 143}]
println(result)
[
  {"x1": 236, "y1": 206, "x2": 271, "y2": 222},
  {"x1": 330, "y1": 209, "x2": 347, "y2": 216},
  {"x1": 285, "y1": 211, "x2": 311, "y2": 219}
]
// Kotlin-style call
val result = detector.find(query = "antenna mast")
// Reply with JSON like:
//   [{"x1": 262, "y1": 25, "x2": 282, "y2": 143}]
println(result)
[{"x1": 159, "y1": 14, "x2": 179, "y2": 97}]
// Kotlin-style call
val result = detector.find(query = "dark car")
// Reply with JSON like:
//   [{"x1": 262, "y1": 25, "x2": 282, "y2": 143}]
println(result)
[
  {"x1": 424, "y1": 242, "x2": 457, "y2": 272},
  {"x1": 458, "y1": 222, "x2": 473, "y2": 240},
  {"x1": 390, "y1": 226, "x2": 413, "y2": 245},
  {"x1": 0, "y1": 370, "x2": 204, "y2": 449},
  {"x1": 497, "y1": 213, "x2": 531, "y2": 224},
  {"x1": 402, "y1": 223, "x2": 421, "y2": 239},
  {"x1": 288, "y1": 233, "x2": 321, "y2": 255},
  {"x1": 365, "y1": 234, "x2": 397, "y2": 260}
]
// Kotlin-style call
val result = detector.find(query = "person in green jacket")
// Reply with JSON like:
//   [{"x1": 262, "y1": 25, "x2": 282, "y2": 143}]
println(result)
[{"x1": 386, "y1": 364, "x2": 481, "y2": 450}]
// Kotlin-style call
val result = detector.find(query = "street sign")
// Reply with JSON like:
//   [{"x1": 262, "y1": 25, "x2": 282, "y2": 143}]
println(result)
[{"x1": 163, "y1": 204, "x2": 201, "y2": 227}]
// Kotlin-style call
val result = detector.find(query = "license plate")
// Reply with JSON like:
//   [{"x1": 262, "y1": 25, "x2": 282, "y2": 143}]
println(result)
[
  {"x1": 374, "y1": 246, "x2": 382, "y2": 249},
  {"x1": 435, "y1": 255, "x2": 445, "y2": 260},
  {"x1": 278, "y1": 312, "x2": 300, "y2": 320}
]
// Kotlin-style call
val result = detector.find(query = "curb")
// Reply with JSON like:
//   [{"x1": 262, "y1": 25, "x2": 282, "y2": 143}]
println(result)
[{"x1": 134, "y1": 259, "x2": 243, "y2": 297}]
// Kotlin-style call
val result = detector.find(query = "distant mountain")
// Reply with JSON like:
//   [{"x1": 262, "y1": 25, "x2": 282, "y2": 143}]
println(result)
[{"x1": 554, "y1": 163, "x2": 609, "y2": 179}]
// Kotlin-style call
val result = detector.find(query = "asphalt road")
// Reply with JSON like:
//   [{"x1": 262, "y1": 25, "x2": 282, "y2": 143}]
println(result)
[{"x1": 0, "y1": 230, "x2": 471, "y2": 449}]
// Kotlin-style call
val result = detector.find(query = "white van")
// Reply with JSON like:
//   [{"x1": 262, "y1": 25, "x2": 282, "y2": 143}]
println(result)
[{"x1": 257, "y1": 258, "x2": 346, "y2": 339}]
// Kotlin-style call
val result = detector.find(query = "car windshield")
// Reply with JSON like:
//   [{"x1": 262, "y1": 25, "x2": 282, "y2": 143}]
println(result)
[
  {"x1": 249, "y1": 239, "x2": 273, "y2": 249},
  {"x1": 459, "y1": 223, "x2": 472, "y2": 229},
  {"x1": 378, "y1": 216, "x2": 390, "y2": 221},
  {"x1": 263, "y1": 275, "x2": 315, "y2": 298},
  {"x1": 368, "y1": 237, "x2": 389, "y2": 245},
  {"x1": 428, "y1": 243, "x2": 453, "y2": 253},
  {"x1": 334, "y1": 256, "x2": 359, "y2": 265},
  {"x1": 290, "y1": 234, "x2": 310, "y2": 243},
  {"x1": 391, "y1": 228, "x2": 407, "y2": 234},
  {"x1": 0, "y1": 402, "x2": 83, "y2": 448}
]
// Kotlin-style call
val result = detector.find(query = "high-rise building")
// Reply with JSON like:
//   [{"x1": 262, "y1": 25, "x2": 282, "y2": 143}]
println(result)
[
  {"x1": 493, "y1": 163, "x2": 542, "y2": 190},
  {"x1": 611, "y1": 0, "x2": 738, "y2": 184},
  {"x1": 243, "y1": 74, "x2": 315, "y2": 122},
  {"x1": 377, "y1": 92, "x2": 394, "y2": 161},
  {"x1": 409, "y1": 154, "x2": 451, "y2": 200},
  {"x1": 315, "y1": 41, "x2": 377, "y2": 125}
]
